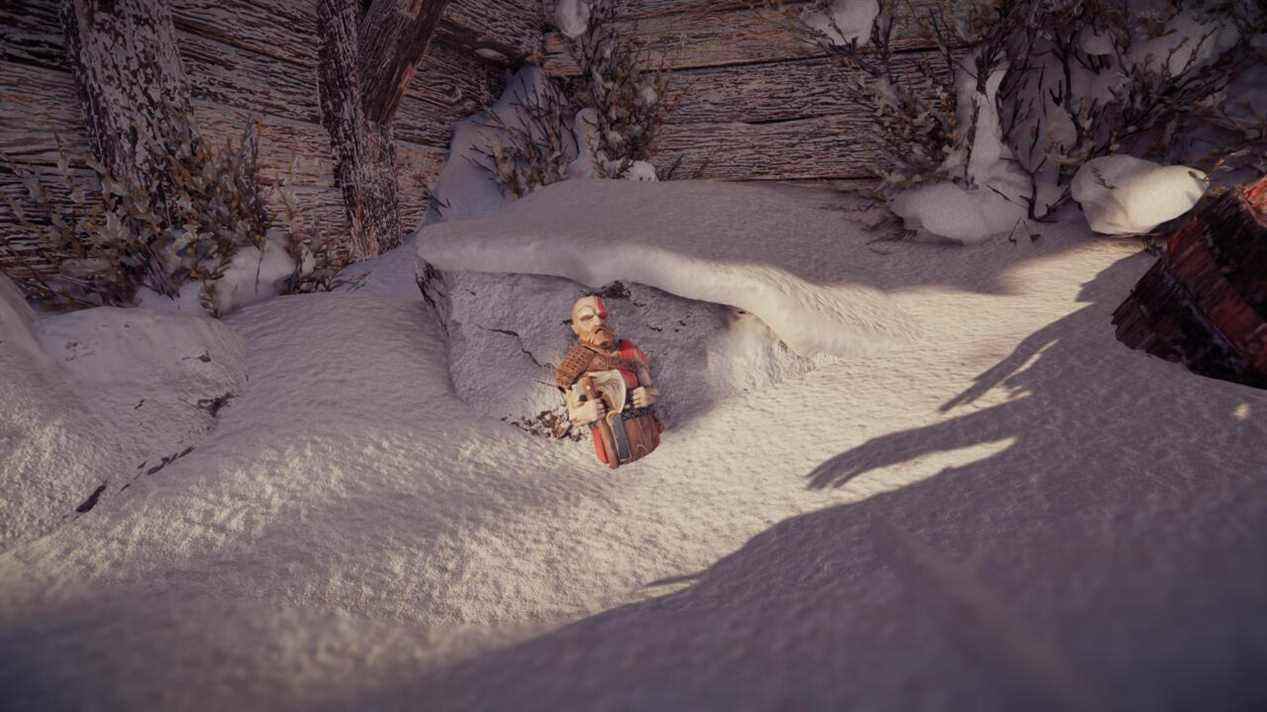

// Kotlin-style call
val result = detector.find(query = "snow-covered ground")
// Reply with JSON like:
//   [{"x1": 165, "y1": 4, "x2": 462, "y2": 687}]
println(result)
[{"x1": 2, "y1": 181, "x2": 1265, "y2": 710}]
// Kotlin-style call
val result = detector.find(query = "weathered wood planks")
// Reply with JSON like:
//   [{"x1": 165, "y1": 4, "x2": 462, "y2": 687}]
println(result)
[
  {"x1": 170, "y1": 0, "x2": 540, "y2": 67},
  {"x1": 664, "y1": 49, "x2": 959, "y2": 124},
  {"x1": 542, "y1": 0, "x2": 953, "y2": 75},
  {"x1": 652, "y1": 113, "x2": 884, "y2": 181},
  {"x1": 539, "y1": 0, "x2": 967, "y2": 182},
  {"x1": 1, "y1": 0, "x2": 522, "y2": 276}
]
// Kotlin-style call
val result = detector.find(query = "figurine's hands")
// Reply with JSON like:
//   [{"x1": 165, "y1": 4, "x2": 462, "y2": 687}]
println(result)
[
  {"x1": 569, "y1": 398, "x2": 606, "y2": 425},
  {"x1": 632, "y1": 386, "x2": 657, "y2": 408}
]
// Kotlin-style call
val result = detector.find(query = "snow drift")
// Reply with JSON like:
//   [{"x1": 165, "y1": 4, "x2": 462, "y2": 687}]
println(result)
[
  {"x1": 3, "y1": 182, "x2": 1266, "y2": 709},
  {"x1": 0, "y1": 274, "x2": 241, "y2": 552}
]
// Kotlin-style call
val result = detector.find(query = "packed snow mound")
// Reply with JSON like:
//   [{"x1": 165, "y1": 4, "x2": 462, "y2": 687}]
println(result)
[
  {"x1": 419, "y1": 270, "x2": 829, "y2": 431},
  {"x1": 213, "y1": 238, "x2": 298, "y2": 315},
  {"x1": 415, "y1": 180, "x2": 922, "y2": 358},
  {"x1": 1072, "y1": 156, "x2": 1208, "y2": 235},
  {"x1": 1, "y1": 273, "x2": 113, "y2": 551},
  {"x1": 0, "y1": 290, "x2": 246, "y2": 552},
  {"x1": 889, "y1": 182, "x2": 1028, "y2": 244},
  {"x1": 35, "y1": 307, "x2": 245, "y2": 396}
]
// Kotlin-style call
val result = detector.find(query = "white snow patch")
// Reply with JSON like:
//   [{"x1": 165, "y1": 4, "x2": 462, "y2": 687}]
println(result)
[
  {"x1": 556, "y1": 0, "x2": 591, "y2": 38},
  {"x1": 800, "y1": 0, "x2": 879, "y2": 46},
  {"x1": 890, "y1": 51, "x2": 1029, "y2": 244},
  {"x1": 135, "y1": 281, "x2": 204, "y2": 315},
  {"x1": 213, "y1": 238, "x2": 297, "y2": 316},
  {"x1": 1071, "y1": 155, "x2": 1208, "y2": 235},
  {"x1": 890, "y1": 182, "x2": 1027, "y2": 244}
]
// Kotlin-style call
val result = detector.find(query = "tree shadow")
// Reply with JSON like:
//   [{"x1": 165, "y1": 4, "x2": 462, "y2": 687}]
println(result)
[{"x1": 806, "y1": 253, "x2": 1264, "y2": 493}]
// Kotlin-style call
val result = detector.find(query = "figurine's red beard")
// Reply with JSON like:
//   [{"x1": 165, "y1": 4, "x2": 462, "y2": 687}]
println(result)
[{"x1": 583, "y1": 326, "x2": 617, "y2": 350}]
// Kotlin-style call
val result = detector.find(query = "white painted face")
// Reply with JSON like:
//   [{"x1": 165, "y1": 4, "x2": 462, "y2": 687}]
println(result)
[{"x1": 571, "y1": 295, "x2": 616, "y2": 350}]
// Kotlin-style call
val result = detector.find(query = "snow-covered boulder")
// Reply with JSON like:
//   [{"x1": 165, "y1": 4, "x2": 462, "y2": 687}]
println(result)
[
  {"x1": 889, "y1": 182, "x2": 1026, "y2": 244},
  {"x1": 0, "y1": 270, "x2": 44, "y2": 363},
  {"x1": 1071, "y1": 155, "x2": 1208, "y2": 235},
  {"x1": 417, "y1": 268, "x2": 826, "y2": 432}
]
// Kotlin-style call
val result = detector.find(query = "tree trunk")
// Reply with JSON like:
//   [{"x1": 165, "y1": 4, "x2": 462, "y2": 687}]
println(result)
[
  {"x1": 1112, "y1": 174, "x2": 1267, "y2": 390},
  {"x1": 61, "y1": 0, "x2": 197, "y2": 215},
  {"x1": 318, "y1": 0, "x2": 450, "y2": 260},
  {"x1": 360, "y1": 0, "x2": 451, "y2": 125}
]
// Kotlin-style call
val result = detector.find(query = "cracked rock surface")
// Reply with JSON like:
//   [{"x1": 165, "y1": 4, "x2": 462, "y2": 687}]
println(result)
[{"x1": 417, "y1": 267, "x2": 831, "y2": 431}]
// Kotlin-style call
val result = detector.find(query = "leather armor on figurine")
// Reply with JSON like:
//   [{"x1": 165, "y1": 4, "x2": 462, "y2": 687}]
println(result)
[{"x1": 555, "y1": 295, "x2": 663, "y2": 468}]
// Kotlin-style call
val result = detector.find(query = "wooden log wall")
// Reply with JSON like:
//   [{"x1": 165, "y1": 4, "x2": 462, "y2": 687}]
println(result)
[
  {"x1": 0, "y1": 0, "x2": 541, "y2": 278},
  {"x1": 541, "y1": 0, "x2": 962, "y2": 182}
]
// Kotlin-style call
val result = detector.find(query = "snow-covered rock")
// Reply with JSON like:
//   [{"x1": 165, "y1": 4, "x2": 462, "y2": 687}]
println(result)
[
  {"x1": 556, "y1": 0, "x2": 591, "y2": 38},
  {"x1": 800, "y1": 0, "x2": 879, "y2": 46},
  {"x1": 415, "y1": 180, "x2": 923, "y2": 359},
  {"x1": 1071, "y1": 155, "x2": 1208, "y2": 235},
  {"x1": 418, "y1": 269, "x2": 827, "y2": 431},
  {"x1": 889, "y1": 182, "x2": 1026, "y2": 244}
]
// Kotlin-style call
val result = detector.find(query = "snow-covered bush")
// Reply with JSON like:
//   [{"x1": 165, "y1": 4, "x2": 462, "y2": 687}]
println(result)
[
  {"x1": 270, "y1": 156, "x2": 353, "y2": 294},
  {"x1": 759, "y1": 0, "x2": 984, "y2": 194},
  {"x1": 761, "y1": 0, "x2": 1263, "y2": 241},
  {"x1": 560, "y1": 0, "x2": 676, "y2": 179},
  {"x1": 995, "y1": 0, "x2": 1266, "y2": 220},
  {"x1": 467, "y1": 79, "x2": 580, "y2": 199},
  {"x1": 0, "y1": 121, "x2": 285, "y2": 315}
]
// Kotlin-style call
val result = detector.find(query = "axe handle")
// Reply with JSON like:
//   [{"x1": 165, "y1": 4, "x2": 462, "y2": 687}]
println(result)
[{"x1": 579, "y1": 375, "x2": 620, "y2": 469}]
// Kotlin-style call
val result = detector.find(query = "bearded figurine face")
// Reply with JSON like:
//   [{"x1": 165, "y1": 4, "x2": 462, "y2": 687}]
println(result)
[{"x1": 570, "y1": 295, "x2": 617, "y2": 351}]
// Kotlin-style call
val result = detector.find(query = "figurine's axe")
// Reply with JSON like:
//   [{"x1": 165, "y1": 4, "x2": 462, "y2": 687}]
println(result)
[{"x1": 578, "y1": 374, "x2": 620, "y2": 469}]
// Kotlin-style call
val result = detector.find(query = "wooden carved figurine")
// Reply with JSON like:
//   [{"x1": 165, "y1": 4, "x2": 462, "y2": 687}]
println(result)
[{"x1": 555, "y1": 295, "x2": 664, "y2": 468}]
